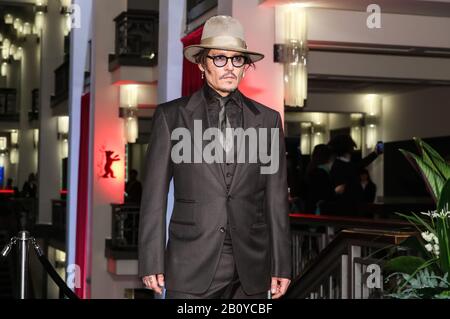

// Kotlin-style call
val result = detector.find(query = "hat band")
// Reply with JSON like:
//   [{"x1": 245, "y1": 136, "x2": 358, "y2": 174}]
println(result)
[{"x1": 201, "y1": 36, "x2": 247, "y2": 50}]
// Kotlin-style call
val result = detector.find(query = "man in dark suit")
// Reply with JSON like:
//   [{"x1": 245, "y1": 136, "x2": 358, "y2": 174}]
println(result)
[{"x1": 138, "y1": 15, "x2": 291, "y2": 299}]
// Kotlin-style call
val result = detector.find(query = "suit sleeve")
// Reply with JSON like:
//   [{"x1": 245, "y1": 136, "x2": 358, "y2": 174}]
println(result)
[
  {"x1": 359, "y1": 151, "x2": 379, "y2": 169},
  {"x1": 138, "y1": 105, "x2": 173, "y2": 278},
  {"x1": 266, "y1": 112, "x2": 292, "y2": 279}
]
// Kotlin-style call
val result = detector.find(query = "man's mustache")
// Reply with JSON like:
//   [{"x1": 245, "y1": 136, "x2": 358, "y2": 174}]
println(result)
[{"x1": 221, "y1": 73, "x2": 237, "y2": 80}]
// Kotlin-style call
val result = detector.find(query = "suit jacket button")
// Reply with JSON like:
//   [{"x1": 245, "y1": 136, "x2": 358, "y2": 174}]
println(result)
[{"x1": 219, "y1": 227, "x2": 225, "y2": 233}]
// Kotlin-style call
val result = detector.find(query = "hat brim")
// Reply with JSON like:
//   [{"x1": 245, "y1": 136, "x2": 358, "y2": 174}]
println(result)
[{"x1": 184, "y1": 44, "x2": 265, "y2": 64}]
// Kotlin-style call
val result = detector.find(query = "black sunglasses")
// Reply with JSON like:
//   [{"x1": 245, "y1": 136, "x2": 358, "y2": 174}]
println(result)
[{"x1": 207, "y1": 55, "x2": 247, "y2": 68}]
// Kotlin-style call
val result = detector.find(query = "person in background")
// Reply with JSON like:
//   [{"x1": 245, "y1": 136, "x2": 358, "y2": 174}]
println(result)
[
  {"x1": 327, "y1": 135, "x2": 383, "y2": 215},
  {"x1": 359, "y1": 168, "x2": 377, "y2": 203},
  {"x1": 22, "y1": 173, "x2": 37, "y2": 198},
  {"x1": 305, "y1": 144, "x2": 345, "y2": 214},
  {"x1": 125, "y1": 169, "x2": 142, "y2": 204}
]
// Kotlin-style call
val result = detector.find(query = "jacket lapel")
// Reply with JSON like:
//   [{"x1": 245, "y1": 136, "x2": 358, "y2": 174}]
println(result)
[{"x1": 182, "y1": 90, "x2": 225, "y2": 187}]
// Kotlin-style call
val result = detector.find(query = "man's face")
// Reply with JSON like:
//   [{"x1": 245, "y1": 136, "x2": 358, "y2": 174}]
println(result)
[{"x1": 199, "y1": 49, "x2": 247, "y2": 96}]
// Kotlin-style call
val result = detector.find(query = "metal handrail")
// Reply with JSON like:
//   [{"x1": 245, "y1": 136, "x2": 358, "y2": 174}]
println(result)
[{"x1": 285, "y1": 228, "x2": 417, "y2": 299}]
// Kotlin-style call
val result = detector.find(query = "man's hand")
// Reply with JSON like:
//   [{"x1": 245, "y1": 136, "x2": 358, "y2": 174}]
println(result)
[
  {"x1": 142, "y1": 274, "x2": 165, "y2": 295},
  {"x1": 271, "y1": 277, "x2": 291, "y2": 299}
]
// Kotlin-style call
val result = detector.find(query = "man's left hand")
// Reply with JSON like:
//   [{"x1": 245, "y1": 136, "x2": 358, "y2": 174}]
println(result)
[{"x1": 271, "y1": 277, "x2": 291, "y2": 299}]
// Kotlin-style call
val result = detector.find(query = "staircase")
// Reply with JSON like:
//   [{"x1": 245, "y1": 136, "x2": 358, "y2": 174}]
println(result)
[{"x1": 286, "y1": 214, "x2": 417, "y2": 299}]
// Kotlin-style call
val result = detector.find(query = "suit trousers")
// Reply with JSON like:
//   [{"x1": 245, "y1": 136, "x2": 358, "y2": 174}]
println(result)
[{"x1": 165, "y1": 239, "x2": 268, "y2": 299}]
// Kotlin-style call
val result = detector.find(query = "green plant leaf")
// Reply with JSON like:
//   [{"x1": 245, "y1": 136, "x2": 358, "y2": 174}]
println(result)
[
  {"x1": 415, "y1": 138, "x2": 450, "y2": 180},
  {"x1": 384, "y1": 256, "x2": 427, "y2": 275},
  {"x1": 437, "y1": 178, "x2": 450, "y2": 213},
  {"x1": 399, "y1": 149, "x2": 444, "y2": 202}
]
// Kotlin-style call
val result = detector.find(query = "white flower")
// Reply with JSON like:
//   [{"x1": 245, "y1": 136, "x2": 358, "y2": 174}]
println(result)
[
  {"x1": 425, "y1": 244, "x2": 433, "y2": 252},
  {"x1": 421, "y1": 231, "x2": 433, "y2": 242},
  {"x1": 431, "y1": 234, "x2": 439, "y2": 244},
  {"x1": 420, "y1": 209, "x2": 450, "y2": 219}
]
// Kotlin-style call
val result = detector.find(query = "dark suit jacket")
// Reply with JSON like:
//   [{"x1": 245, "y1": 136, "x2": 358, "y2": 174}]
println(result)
[{"x1": 138, "y1": 88, "x2": 292, "y2": 295}]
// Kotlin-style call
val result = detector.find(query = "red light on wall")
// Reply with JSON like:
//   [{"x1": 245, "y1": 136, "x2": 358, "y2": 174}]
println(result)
[{"x1": 0, "y1": 190, "x2": 14, "y2": 194}]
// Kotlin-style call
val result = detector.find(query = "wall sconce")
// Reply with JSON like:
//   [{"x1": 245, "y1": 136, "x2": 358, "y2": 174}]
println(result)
[
  {"x1": 300, "y1": 122, "x2": 312, "y2": 155},
  {"x1": 350, "y1": 113, "x2": 364, "y2": 150},
  {"x1": 0, "y1": 33, "x2": 3, "y2": 42},
  {"x1": 33, "y1": 129, "x2": 39, "y2": 148},
  {"x1": 13, "y1": 47, "x2": 23, "y2": 61},
  {"x1": 2, "y1": 38, "x2": 10, "y2": 59},
  {"x1": 9, "y1": 44, "x2": 17, "y2": 56},
  {"x1": 120, "y1": 85, "x2": 138, "y2": 108},
  {"x1": 275, "y1": 5, "x2": 308, "y2": 108},
  {"x1": 0, "y1": 137, "x2": 6, "y2": 151},
  {"x1": 57, "y1": 116, "x2": 69, "y2": 134},
  {"x1": 35, "y1": 0, "x2": 48, "y2": 13},
  {"x1": 60, "y1": 0, "x2": 72, "y2": 14},
  {"x1": 11, "y1": 130, "x2": 18, "y2": 145},
  {"x1": 1, "y1": 63, "x2": 8, "y2": 77},
  {"x1": 4, "y1": 14, "x2": 14, "y2": 25},
  {"x1": 36, "y1": 0, "x2": 48, "y2": 6},
  {"x1": 364, "y1": 94, "x2": 382, "y2": 149},
  {"x1": 35, "y1": 12, "x2": 45, "y2": 32},
  {"x1": 63, "y1": 13, "x2": 72, "y2": 36},
  {"x1": 13, "y1": 18, "x2": 22, "y2": 30},
  {"x1": 125, "y1": 117, "x2": 138, "y2": 144},
  {"x1": 119, "y1": 85, "x2": 139, "y2": 144},
  {"x1": 10, "y1": 148, "x2": 18, "y2": 164},
  {"x1": 23, "y1": 23, "x2": 32, "y2": 35},
  {"x1": 61, "y1": 138, "x2": 69, "y2": 158},
  {"x1": 311, "y1": 113, "x2": 327, "y2": 148}
]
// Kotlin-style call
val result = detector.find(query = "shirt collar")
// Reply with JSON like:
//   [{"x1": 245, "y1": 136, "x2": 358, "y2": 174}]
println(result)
[{"x1": 203, "y1": 83, "x2": 242, "y2": 109}]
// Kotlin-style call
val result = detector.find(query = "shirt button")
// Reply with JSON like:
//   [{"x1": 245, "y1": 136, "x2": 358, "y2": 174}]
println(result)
[
  {"x1": 219, "y1": 227, "x2": 225, "y2": 233},
  {"x1": 226, "y1": 173, "x2": 232, "y2": 177}
]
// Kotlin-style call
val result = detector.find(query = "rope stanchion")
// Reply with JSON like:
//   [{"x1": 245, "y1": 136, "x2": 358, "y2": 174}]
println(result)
[
  {"x1": 30, "y1": 238, "x2": 79, "y2": 300},
  {"x1": 0, "y1": 231, "x2": 80, "y2": 299}
]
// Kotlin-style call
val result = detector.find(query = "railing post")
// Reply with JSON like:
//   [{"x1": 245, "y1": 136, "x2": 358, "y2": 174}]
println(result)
[
  {"x1": 350, "y1": 245, "x2": 362, "y2": 299},
  {"x1": 341, "y1": 254, "x2": 348, "y2": 299},
  {"x1": 18, "y1": 230, "x2": 30, "y2": 299}
]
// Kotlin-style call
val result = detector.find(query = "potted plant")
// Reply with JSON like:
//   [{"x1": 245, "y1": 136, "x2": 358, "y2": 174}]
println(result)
[{"x1": 383, "y1": 138, "x2": 450, "y2": 299}]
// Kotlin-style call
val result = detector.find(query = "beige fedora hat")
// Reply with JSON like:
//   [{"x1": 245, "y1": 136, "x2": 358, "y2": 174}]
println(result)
[{"x1": 184, "y1": 15, "x2": 264, "y2": 64}]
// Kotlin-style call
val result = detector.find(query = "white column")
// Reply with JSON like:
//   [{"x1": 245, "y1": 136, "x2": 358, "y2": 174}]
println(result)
[
  {"x1": 18, "y1": 37, "x2": 40, "y2": 189},
  {"x1": 66, "y1": 0, "x2": 93, "y2": 283},
  {"x1": 37, "y1": 0, "x2": 65, "y2": 223}
]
